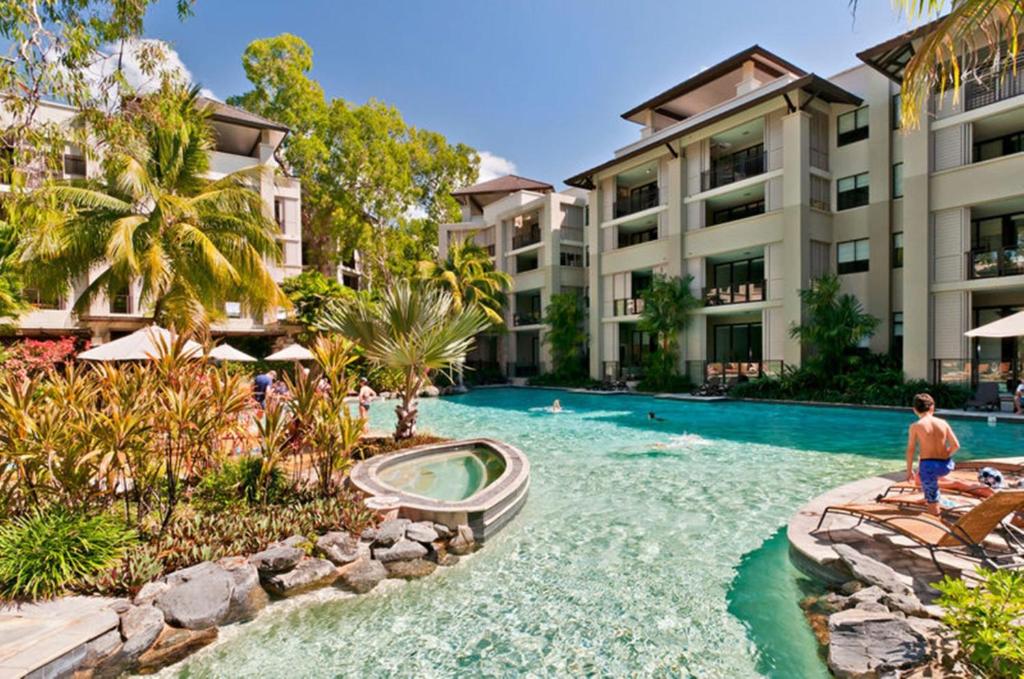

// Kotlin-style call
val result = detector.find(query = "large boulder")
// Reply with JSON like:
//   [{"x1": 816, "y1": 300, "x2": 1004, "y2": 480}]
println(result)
[
  {"x1": 249, "y1": 545, "x2": 304, "y2": 575},
  {"x1": 316, "y1": 531, "x2": 361, "y2": 565},
  {"x1": 217, "y1": 556, "x2": 268, "y2": 623},
  {"x1": 133, "y1": 580, "x2": 169, "y2": 606},
  {"x1": 384, "y1": 558, "x2": 437, "y2": 580},
  {"x1": 155, "y1": 562, "x2": 234, "y2": 630},
  {"x1": 119, "y1": 604, "x2": 166, "y2": 659},
  {"x1": 373, "y1": 539, "x2": 427, "y2": 563},
  {"x1": 419, "y1": 385, "x2": 440, "y2": 398},
  {"x1": 135, "y1": 626, "x2": 218, "y2": 674},
  {"x1": 262, "y1": 558, "x2": 338, "y2": 597},
  {"x1": 406, "y1": 522, "x2": 439, "y2": 544},
  {"x1": 832, "y1": 544, "x2": 916, "y2": 598},
  {"x1": 373, "y1": 519, "x2": 411, "y2": 547},
  {"x1": 448, "y1": 524, "x2": 477, "y2": 555},
  {"x1": 337, "y1": 558, "x2": 387, "y2": 594},
  {"x1": 827, "y1": 609, "x2": 930, "y2": 679}
]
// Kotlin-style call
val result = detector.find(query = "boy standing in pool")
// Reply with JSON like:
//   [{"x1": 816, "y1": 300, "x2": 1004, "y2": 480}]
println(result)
[{"x1": 905, "y1": 393, "x2": 960, "y2": 515}]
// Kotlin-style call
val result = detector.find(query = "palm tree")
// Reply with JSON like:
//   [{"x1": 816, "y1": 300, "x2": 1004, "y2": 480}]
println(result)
[
  {"x1": 879, "y1": 1, "x2": 1024, "y2": 128},
  {"x1": 790, "y1": 274, "x2": 880, "y2": 375},
  {"x1": 320, "y1": 281, "x2": 489, "y2": 439},
  {"x1": 17, "y1": 83, "x2": 287, "y2": 331},
  {"x1": 417, "y1": 235, "x2": 512, "y2": 326},
  {"x1": 638, "y1": 274, "x2": 701, "y2": 356}
]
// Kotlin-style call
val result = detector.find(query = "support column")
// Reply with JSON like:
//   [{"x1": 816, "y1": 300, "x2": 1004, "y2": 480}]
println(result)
[
  {"x1": 902, "y1": 110, "x2": 931, "y2": 380},
  {"x1": 781, "y1": 110, "x2": 811, "y2": 368},
  {"x1": 587, "y1": 185, "x2": 602, "y2": 379}
]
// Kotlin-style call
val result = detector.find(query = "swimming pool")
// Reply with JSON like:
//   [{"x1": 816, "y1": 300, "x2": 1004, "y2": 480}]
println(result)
[
  {"x1": 377, "y1": 445, "x2": 507, "y2": 502},
  {"x1": 170, "y1": 389, "x2": 1024, "y2": 678}
]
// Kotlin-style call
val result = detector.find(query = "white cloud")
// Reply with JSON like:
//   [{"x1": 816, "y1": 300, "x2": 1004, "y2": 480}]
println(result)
[
  {"x1": 477, "y1": 150, "x2": 517, "y2": 182},
  {"x1": 73, "y1": 39, "x2": 215, "y2": 107}
]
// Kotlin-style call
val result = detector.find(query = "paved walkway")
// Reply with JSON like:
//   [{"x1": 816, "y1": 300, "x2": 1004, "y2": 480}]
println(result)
[{"x1": 0, "y1": 597, "x2": 120, "y2": 678}]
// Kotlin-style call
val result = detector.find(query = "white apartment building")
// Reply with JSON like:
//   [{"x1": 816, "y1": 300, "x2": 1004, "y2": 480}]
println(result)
[
  {"x1": 7, "y1": 98, "x2": 302, "y2": 345},
  {"x1": 565, "y1": 33, "x2": 1024, "y2": 393},
  {"x1": 439, "y1": 175, "x2": 587, "y2": 378}
]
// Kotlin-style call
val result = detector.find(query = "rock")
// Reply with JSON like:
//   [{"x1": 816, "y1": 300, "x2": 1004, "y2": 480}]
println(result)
[
  {"x1": 433, "y1": 523, "x2": 454, "y2": 540},
  {"x1": 433, "y1": 550, "x2": 460, "y2": 567},
  {"x1": 827, "y1": 609, "x2": 930, "y2": 679},
  {"x1": 832, "y1": 544, "x2": 916, "y2": 599},
  {"x1": 384, "y1": 558, "x2": 437, "y2": 579},
  {"x1": 808, "y1": 591, "x2": 848, "y2": 615},
  {"x1": 249, "y1": 545, "x2": 304, "y2": 575},
  {"x1": 854, "y1": 601, "x2": 890, "y2": 613},
  {"x1": 405, "y1": 522, "x2": 439, "y2": 544},
  {"x1": 133, "y1": 581, "x2": 169, "y2": 606},
  {"x1": 275, "y1": 534, "x2": 312, "y2": 551},
  {"x1": 316, "y1": 531, "x2": 361, "y2": 565},
  {"x1": 135, "y1": 626, "x2": 218, "y2": 673},
  {"x1": 262, "y1": 558, "x2": 338, "y2": 597},
  {"x1": 119, "y1": 604, "x2": 166, "y2": 659},
  {"x1": 109, "y1": 599, "x2": 132, "y2": 614},
  {"x1": 81, "y1": 629, "x2": 122, "y2": 669},
  {"x1": 337, "y1": 558, "x2": 387, "y2": 594},
  {"x1": 155, "y1": 562, "x2": 234, "y2": 630},
  {"x1": 373, "y1": 539, "x2": 428, "y2": 563},
  {"x1": 373, "y1": 519, "x2": 411, "y2": 547},
  {"x1": 419, "y1": 385, "x2": 440, "y2": 397},
  {"x1": 840, "y1": 580, "x2": 864, "y2": 595},
  {"x1": 881, "y1": 591, "x2": 929, "y2": 618},
  {"x1": 217, "y1": 556, "x2": 267, "y2": 624},
  {"x1": 847, "y1": 586, "x2": 886, "y2": 608},
  {"x1": 448, "y1": 524, "x2": 477, "y2": 555},
  {"x1": 360, "y1": 527, "x2": 378, "y2": 542}
]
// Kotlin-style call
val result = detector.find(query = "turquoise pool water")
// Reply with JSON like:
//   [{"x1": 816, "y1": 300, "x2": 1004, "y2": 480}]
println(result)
[
  {"x1": 172, "y1": 389, "x2": 1024, "y2": 678},
  {"x1": 378, "y1": 446, "x2": 506, "y2": 501}
]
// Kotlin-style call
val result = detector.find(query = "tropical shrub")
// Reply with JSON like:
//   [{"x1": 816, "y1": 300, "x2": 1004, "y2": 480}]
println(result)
[
  {"x1": 541, "y1": 291, "x2": 587, "y2": 379},
  {"x1": 638, "y1": 274, "x2": 701, "y2": 386},
  {"x1": 790, "y1": 274, "x2": 880, "y2": 376},
  {"x1": 0, "y1": 337, "x2": 79, "y2": 379},
  {"x1": 418, "y1": 235, "x2": 511, "y2": 326},
  {"x1": 935, "y1": 569, "x2": 1024, "y2": 677},
  {"x1": 281, "y1": 270, "x2": 357, "y2": 342},
  {"x1": 0, "y1": 507, "x2": 136, "y2": 600},
  {"x1": 638, "y1": 350, "x2": 695, "y2": 393},
  {"x1": 192, "y1": 456, "x2": 285, "y2": 510}
]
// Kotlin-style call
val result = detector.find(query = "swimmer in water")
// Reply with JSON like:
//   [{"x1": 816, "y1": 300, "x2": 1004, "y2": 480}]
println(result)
[
  {"x1": 552, "y1": 399, "x2": 562, "y2": 413},
  {"x1": 648, "y1": 411, "x2": 664, "y2": 422}
]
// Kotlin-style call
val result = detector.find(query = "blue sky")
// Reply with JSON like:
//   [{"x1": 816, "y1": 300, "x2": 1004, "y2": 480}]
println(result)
[{"x1": 142, "y1": 0, "x2": 918, "y2": 188}]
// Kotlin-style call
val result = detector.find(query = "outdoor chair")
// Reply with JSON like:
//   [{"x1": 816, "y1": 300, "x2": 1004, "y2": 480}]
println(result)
[
  {"x1": 815, "y1": 489, "x2": 1024, "y2": 572},
  {"x1": 877, "y1": 460, "x2": 1024, "y2": 500},
  {"x1": 965, "y1": 382, "x2": 1001, "y2": 411}
]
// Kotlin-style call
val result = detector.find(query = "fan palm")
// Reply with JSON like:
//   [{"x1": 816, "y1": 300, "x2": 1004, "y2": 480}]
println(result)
[
  {"x1": 17, "y1": 83, "x2": 287, "y2": 331},
  {"x1": 320, "y1": 281, "x2": 489, "y2": 439},
  {"x1": 417, "y1": 235, "x2": 511, "y2": 326}
]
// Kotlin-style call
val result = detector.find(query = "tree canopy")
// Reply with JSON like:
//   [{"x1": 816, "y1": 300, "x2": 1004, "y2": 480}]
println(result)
[{"x1": 790, "y1": 273, "x2": 880, "y2": 374}]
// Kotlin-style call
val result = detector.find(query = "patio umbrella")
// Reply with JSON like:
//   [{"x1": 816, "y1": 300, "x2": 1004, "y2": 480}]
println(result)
[
  {"x1": 965, "y1": 310, "x2": 1024, "y2": 338},
  {"x1": 265, "y1": 343, "x2": 315, "y2": 362},
  {"x1": 78, "y1": 326, "x2": 204, "y2": 361},
  {"x1": 208, "y1": 343, "x2": 258, "y2": 363}
]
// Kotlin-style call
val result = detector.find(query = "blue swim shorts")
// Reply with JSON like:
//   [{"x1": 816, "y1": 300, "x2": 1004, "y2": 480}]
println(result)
[{"x1": 918, "y1": 458, "x2": 955, "y2": 504}]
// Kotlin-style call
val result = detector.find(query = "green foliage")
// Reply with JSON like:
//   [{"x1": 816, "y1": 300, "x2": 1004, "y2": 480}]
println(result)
[
  {"x1": 541, "y1": 292, "x2": 587, "y2": 378},
  {"x1": 790, "y1": 274, "x2": 880, "y2": 376},
  {"x1": 0, "y1": 218, "x2": 26, "y2": 324},
  {"x1": 281, "y1": 270, "x2": 356, "y2": 341},
  {"x1": 636, "y1": 274, "x2": 701, "y2": 386},
  {"x1": 527, "y1": 373, "x2": 600, "y2": 389},
  {"x1": 419, "y1": 235, "x2": 511, "y2": 327},
  {"x1": 0, "y1": 507, "x2": 135, "y2": 600},
  {"x1": 192, "y1": 456, "x2": 285, "y2": 510},
  {"x1": 637, "y1": 351, "x2": 696, "y2": 393},
  {"x1": 729, "y1": 356, "x2": 971, "y2": 408},
  {"x1": 228, "y1": 34, "x2": 478, "y2": 283},
  {"x1": 935, "y1": 569, "x2": 1024, "y2": 676}
]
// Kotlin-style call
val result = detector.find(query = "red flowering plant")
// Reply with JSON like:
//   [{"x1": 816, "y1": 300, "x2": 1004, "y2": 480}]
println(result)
[{"x1": 0, "y1": 337, "x2": 81, "y2": 380}]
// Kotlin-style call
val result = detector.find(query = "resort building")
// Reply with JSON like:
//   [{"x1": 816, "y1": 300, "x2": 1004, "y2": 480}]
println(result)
[
  {"x1": 439, "y1": 175, "x2": 587, "y2": 378},
  {"x1": 566, "y1": 35, "x2": 1024, "y2": 392},
  {"x1": 5, "y1": 99, "x2": 303, "y2": 345}
]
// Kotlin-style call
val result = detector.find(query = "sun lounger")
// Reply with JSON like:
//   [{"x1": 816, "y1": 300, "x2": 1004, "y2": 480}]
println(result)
[
  {"x1": 965, "y1": 382, "x2": 1001, "y2": 411},
  {"x1": 878, "y1": 460, "x2": 1024, "y2": 500},
  {"x1": 815, "y1": 489, "x2": 1024, "y2": 572}
]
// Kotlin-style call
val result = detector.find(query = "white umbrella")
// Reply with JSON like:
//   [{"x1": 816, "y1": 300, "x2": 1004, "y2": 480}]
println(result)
[
  {"x1": 265, "y1": 343, "x2": 314, "y2": 361},
  {"x1": 78, "y1": 326, "x2": 203, "y2": 361},
  {"x1": 208, "y1": 343, "x2": 257, "y2": 363},
  {"x1": 965, "y1": 310, "x2": 1024, "y2": 338}
]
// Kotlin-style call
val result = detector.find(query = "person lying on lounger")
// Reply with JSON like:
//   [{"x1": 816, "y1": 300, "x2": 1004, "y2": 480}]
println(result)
[{"x1": 905, "y1": 393, "x2": 960, "y2": 516}]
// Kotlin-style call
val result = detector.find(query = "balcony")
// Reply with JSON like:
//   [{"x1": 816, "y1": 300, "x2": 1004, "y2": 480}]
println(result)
[
  {"x1": 701, "y1": 147, "x2": 766, "y2": 192},
  {"x1": 965, "y1": 55, "x2": 1024, "y2": 112},
  {"x1": 513, "y1": 312, "x2": 541, "y2": 326},
  {"x1": 612, "y1": 297, "x2": 646, "y2": 317},
  {"x1": 613, "y1": 186, "x2": 659, "y2": 218},
  {"x1": 967, "y1": 247, "x2": 1024, "y2": 279},
  {"x1": 511, "y1": 226, "x2": 541, "y2": 250},
  {"x1": 703, "y1": 280, "x2": 766, "y2": 306}
]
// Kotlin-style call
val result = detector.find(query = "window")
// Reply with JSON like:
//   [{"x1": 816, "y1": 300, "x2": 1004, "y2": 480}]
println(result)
[
  {"x1": 22, "y1": 288, "x2": 64, "y2": 310},
  {"x1": 837, "y1": 107, "x2": 869, "y2": 146},
  {"x1": 891, "y1": 312, "x2": 904, "y2": 361},
  {"x1": 109, "y1": 286, "x2": 132, "y2": 314},
  {"x1": 560, "y1": 251, "x2": 583, "y2": 267},
  {"x1": 63, "y1": 154, "x2": 86, "y2": 178},
  {"x1": 711, "y1": 199, "x2": 765, "y2": 225},
  {"x1": 892, "y1": 232, "x2": 903, "y2": 268},
  {"x1": 891, "y1": 93, "x2": 902, "y2": 130},
  {"x1": 837, "y1": 172, "x2": 869, "y2": 210},
  {"x1": 892, "y1": 162, "x2": 903, "y2": 199},
  {"x1": 225, "y1": 301, "x2": 242, "y2": 318},
  {"x1": 973, "y1": 131, "x2": 1024, "y2": 162},
  {"x1": 274, "y1": 198, "x2": 286, "y2": 231},
  {"x1": 617, "y1": 226, "x2": 658, "y2": 248},
  {"x1": 838, "y1": 238, "x2": 870, "y2": 274}
]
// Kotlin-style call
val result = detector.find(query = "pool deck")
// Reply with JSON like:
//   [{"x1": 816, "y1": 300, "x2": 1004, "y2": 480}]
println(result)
[{"x1": 787, "y1": 456, "x2": 1024, "y2": 596}]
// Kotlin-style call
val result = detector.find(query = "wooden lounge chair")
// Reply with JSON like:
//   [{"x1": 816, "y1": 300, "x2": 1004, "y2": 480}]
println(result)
[
  {"x1": 815, "y1": 489, "x2": 1024, "y2": 572},
  {"x1": 965, "y1": 382, "x2": 1001, "y2": 411},
  {"x1": 878, "y1": 460, "x2": 1024, "y2": 500}
]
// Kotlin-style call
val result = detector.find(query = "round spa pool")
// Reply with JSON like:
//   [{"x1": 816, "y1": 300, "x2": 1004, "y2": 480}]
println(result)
[{"x1": 378, "y1": 445, "x2": 506, "y2": 501}]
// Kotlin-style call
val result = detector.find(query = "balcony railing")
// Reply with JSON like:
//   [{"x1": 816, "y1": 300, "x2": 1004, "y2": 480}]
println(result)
[
  {"x1": 511, "y1": 227, "x2": 541, "y2": 250},
  {"x1": 686, "y1": 359, "x2": 783, "y2": 385},
  {"x1": 703, "y1": 280, "x2": 766, "y2": 306},
  {"x1": 613, "y1": 187, "x2": 659, "y2": 218},
  {"x1": 513, "y1": 312, "x2": 541, "y2": 326},
  {"x1": 965, "y1": 55, "x2": 1024, "y2": 111},
  {"x1": 506, "y1": 362, "x2": 543, "y2": 378},
  {"x1": 602, "y1": 361, "x2": 645, "y2": 381},
  {"x1": 700, "y1": 148, "x2": 766, "y2": 191},
  {"x1": 967, "y1": 247, "x2": 1024, "y2": 279},
  {"x1": 612, "y1": 297, "x2": 645, "y2": 316}
]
